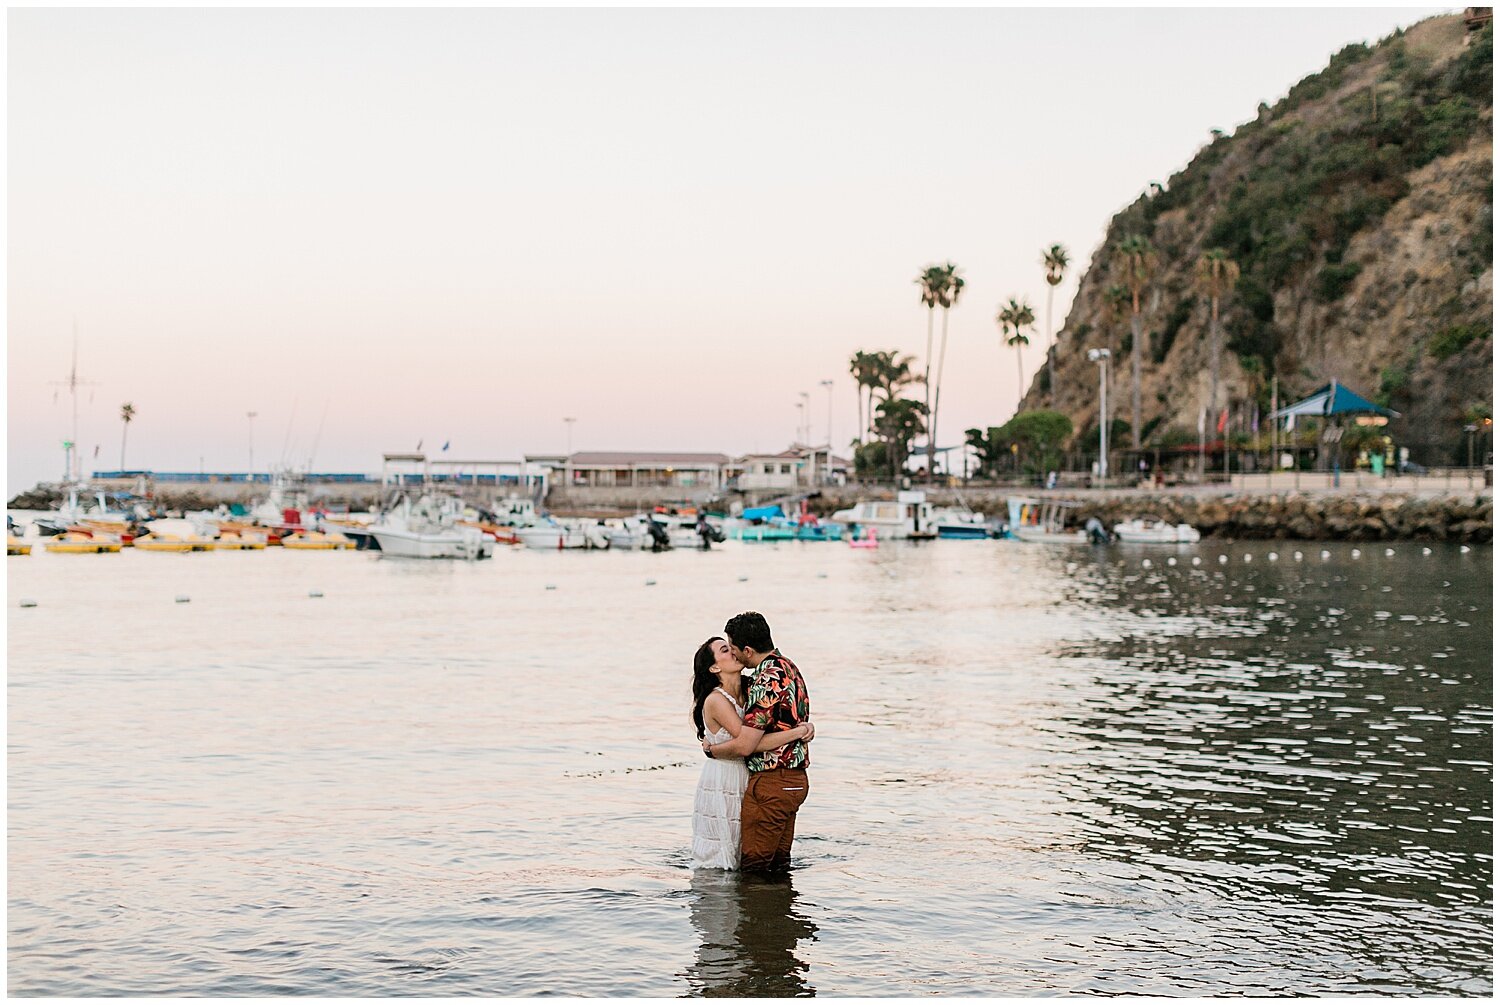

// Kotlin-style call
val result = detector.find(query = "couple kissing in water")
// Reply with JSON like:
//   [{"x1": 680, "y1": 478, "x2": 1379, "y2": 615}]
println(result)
[{"x1": 690, "y1": 611, "x2": 814, "y2": 874}]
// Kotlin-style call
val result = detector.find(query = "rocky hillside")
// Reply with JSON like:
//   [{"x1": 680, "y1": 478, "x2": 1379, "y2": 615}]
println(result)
[{"x1": 1032, "y1": 13, "x2": 1492, "y2": 464}]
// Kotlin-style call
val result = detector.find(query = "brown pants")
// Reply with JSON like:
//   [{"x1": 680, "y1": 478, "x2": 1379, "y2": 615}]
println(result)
[{"x1": 741, "y1": 768, "x2": 809, "y2": 873}]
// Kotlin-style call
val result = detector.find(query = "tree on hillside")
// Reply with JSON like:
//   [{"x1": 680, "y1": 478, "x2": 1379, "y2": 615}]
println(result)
[
  {"x1": 1194, "y1": 248, "x2": 1241, "y2": 461},
  {"x1": 119, "y1": 402, "x2": 136, "y2": 471},
  {"x1": 1111, "y1": 235, "x2": 1158, "y2": 448},
  {"x1": 1041, "y1": 244, "x2": 1070, "y2": 405},
  {"x1": 996, "y1": 297, "x2": 1037, "y2": 415}
]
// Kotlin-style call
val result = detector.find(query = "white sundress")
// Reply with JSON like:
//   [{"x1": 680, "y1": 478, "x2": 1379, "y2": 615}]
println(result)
[{"x1": 691, "y1": 688, "x2": 751, "y2": 870}]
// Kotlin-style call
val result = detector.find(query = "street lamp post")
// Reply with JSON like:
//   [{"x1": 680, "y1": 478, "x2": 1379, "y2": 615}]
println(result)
[
  {"x1": 819, "y1": 379, "x2": 833, "y2": 484},
  {"x1": 247, "y1": 411, "x2": 257, "y2": 481},
  {"x1": 1464, "y1": 423, "x2": 1477, "y2": 486},
  {"x1": 1087, "y1": 349, "x2": 1111, "y2": 485}
]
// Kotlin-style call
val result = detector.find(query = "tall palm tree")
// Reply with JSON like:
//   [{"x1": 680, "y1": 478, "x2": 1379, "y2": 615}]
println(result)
[
  {"x1": 1194, "y1": 248, "x2": 1241, "y2": 451},
  {"x1": 119, "y1": 402, "x2": 136, "y2": 471},
  {"x1": 996, "y1": 297, "x2": 1037, "y2": 415},
  {"x1": 929, "y1": 263, "x2": 965, "y2": 480},
  {"x1": 915, "y1": 264, "x2": 957, "y2": 480},
  {"x1": 872, "y1": 350, "x2": 921, "y2": 409},
  {"x1": 1111, "y1": 235, "x2": 1158, "y2": 448},
  {"x1": 848, "y1": 351, "x2": 880, "y2": 445},
  {"x1": 1041, "y1": 244, "x2": 1070, "y2": 405}
]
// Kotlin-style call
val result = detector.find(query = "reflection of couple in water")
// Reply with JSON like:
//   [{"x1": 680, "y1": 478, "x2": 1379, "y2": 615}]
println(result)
[{"x1": 685, "y1": 611, "x2": 818, "y2": 994}]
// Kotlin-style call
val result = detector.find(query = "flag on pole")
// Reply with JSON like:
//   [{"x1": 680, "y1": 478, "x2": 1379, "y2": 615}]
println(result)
[{"x1": 1216, "y1": 408, "x2": 1229, "y2": 434}]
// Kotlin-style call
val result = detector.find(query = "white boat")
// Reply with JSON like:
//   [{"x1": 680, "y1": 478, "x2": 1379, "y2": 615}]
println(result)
[
  {"x1": 1007, "y1": 497, "x2": 1087, "y2": 544},
  {"x1": 370, "y1": 496, "x2": 493, "y2": 559},
  {"x1": 516, "y1": 519, "x2": 592, "y2": 550},
  {"x1": 827, "y1": 490, "x2": 937, "y2": 541},
  {"x1": 1113, "y1": 519, "x2": 1201, "y2": 543},
  {"x1": 930, "y1": 507, "x2": 997, "y2": 539}
]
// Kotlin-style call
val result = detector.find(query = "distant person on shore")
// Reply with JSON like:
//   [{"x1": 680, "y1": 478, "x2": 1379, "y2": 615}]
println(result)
[
  {"x1": 701, "y1": 612, "x2": 813, "y2": 874},
  {"x1": 690, "y1": 635, "x2": 813, "y2": 870}
]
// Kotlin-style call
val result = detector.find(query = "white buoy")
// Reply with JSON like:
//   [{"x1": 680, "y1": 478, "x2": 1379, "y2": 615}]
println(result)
[
  {"x1": 1167, "y1": 557, "x2": 1177, "y2": 566},
  {"x1": 1268, "y1": 552, "x2": 1278, "y2": 562},
  {"x1": 1422, "y1": 547, "x2": 1432, "y2": 556},
  {"x1": 1192, "y1": 556, "x2": 1202, "y2": 566},
  {"x1": 1142, "y1": 559, "x2": 1152, "y2": 568},
  {"x1": 1351, "y1": 549, "x2": 1361, "y2": 559},
  {"x1": 1294, "y1": 551, "x2": 1303, "y2": 561},
  {"x1": 18, "y1": 599, "x2": 36, "y2": 608},
  {"x1": 1243, "y1": 554, "x2": 1252, "y2": 563},
  {"x1": 1321, "y1": 550, "x2": 1331, "y2": 560},
  {"x1": 175, "y1": 595, "x2": 190, "y2": 603},
  {"x1": 1461, "y1": 545, "x2": 1471, "y2": 554},
  {"x1": 308, "y1": 590, "x2": 323, "y2": 598},
  {"x1": 1218, "y1": 555, "x2": 1228, "y2": 564}
]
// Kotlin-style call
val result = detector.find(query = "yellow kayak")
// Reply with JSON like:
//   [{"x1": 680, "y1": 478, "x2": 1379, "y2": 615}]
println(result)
[
  {"x1": 132, "y1": 533, "x2": 196, "y2": 553},
  {"x1": 8, "y1": 535, "x2": 31, "y2": 556},
  {"x1": 282, "y1": 531, "x2": 353, "y2": 550},
  {"x1": 44, "y1": 531, "x2": 122, "y2": 554}
]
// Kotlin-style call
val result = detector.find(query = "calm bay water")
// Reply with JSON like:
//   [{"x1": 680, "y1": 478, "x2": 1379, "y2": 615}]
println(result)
[{"x1": 7, "y1": 537, "x2": 1492, "y2": 995}]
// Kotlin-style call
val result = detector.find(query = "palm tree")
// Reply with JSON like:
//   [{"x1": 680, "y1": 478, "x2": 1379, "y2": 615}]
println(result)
[
  {"x1": 119, "y1": 402, "x2": 136, "y2": 471},
  {"x1": 872, "y1": 350, "x2": 921, "y2": 409},
  {"x1": 1111, "y1": 235, "x2": 1158, "y2": 448},
  {"x1": 996, "y1": 297, "x2": 1037, "y2": 415},
  {"x1": 929, "y1": 263, "x2": 964, "y2": 480},
  {"x1": 848, "y1": 351, "x2": 880, "y2": 445},
  {"x1": 873, "y1": 397, "x2": 928, "y2": 479},
  {"x1": 1194, "y1": 248, "x2": 1241, "y2": 452},
  {"x1": 916, "y1": 264, "x2": 961, "y2": 480},
  {"x1": 1041, "y1": 244, "x2": 1070, "y2": 405}
]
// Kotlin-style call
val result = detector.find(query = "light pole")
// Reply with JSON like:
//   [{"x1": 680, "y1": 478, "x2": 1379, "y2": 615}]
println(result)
[
  {"x1": 1465, "y1": 423, "x2": 1478, "y2": 486},
  {"x1": 247, "y1": 411, "x2": 257, "y2": 481},
  {"x1": 563, "y1": 417, "x2": 576, "y2": 457},
  {"x1": 1088, "y1": 349, "x2": 1111, "y2": 485},
  {"x1": 819, "y1": 379, "x2": 833, "y2": 483}
]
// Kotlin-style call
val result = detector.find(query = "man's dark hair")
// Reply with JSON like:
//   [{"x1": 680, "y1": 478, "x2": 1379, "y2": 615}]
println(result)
[{"x1": 725, "y1": 611, "x2": 775, "y2": 653}]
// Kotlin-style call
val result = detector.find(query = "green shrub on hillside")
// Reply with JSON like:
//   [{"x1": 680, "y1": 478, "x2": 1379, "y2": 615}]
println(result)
[{"x1": 1428, "y1": 324, "x2": 1490, "y2": 359}]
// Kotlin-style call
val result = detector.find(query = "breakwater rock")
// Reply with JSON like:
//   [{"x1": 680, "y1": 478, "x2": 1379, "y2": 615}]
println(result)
[{"x1": 803, "y1": 488, "x2": 1491, "y2": 542}]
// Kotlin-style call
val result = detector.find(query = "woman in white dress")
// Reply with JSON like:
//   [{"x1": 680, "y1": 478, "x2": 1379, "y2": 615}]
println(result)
[{"x1": 691, "y1": 637, "x2": 813, "y2": 870}]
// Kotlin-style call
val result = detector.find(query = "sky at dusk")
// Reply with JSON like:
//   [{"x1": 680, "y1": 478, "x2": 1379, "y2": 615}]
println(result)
[{"x1": 8, "y1": 7, "x2": 1443, "y2": 490}]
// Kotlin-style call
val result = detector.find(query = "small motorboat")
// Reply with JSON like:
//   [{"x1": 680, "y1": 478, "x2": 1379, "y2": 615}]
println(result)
[
  {"x1": 44, "y1": 531, "x2": 122, "y2": 554},
  {"x1": 9, "y1": 535, "x2": 32, "y2": 556},
  {"x1": 517, "y1": 521, "x2": 592, "y2": 551},
  {"x1": 1113, "y1": 519, "x2": 1202, "y2": 544}
]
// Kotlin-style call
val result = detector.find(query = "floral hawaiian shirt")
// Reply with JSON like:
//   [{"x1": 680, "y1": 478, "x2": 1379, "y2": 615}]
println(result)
[{"x1": 743, "y1": 649, "x2": 811, "y2": 773}]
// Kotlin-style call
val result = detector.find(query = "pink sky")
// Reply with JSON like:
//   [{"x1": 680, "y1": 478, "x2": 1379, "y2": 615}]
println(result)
[{"x1": 8, "y1": 7, "x2": 1440, "y2": 490}]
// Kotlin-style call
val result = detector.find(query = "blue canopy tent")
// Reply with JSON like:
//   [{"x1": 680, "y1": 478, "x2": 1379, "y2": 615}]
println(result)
[
  {"x1": 1268, "y1": 379, "x2": 1400, "y2": 422},
  {"x1": 1269, "y1": 379, "x2": 1399, "y2": 476}
]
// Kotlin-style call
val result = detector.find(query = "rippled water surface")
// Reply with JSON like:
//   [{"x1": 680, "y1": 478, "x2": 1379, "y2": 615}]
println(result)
[{"x1": 8, "y1": 539, "x2": 1492, "y2": 995}]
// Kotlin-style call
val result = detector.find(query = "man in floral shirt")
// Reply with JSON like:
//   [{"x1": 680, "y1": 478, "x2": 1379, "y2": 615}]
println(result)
[{"x1": 702, "y1": 611, "x2": 812, "y2": 873}]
